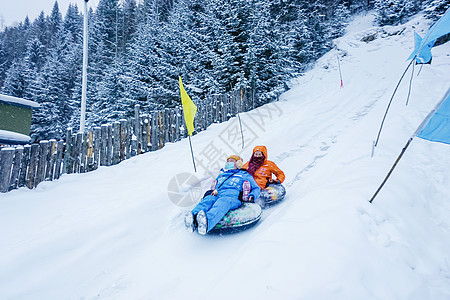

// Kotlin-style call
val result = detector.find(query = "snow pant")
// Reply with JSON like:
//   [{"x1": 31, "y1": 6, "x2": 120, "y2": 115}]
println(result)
[{"x1": 191, "y1": 194, "x2": 242, "y2": 232}]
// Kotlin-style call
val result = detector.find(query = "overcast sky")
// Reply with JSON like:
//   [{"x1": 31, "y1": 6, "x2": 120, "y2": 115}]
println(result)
[{"x1": 0, "y1": 0, "x2": 99, "y2": 28}]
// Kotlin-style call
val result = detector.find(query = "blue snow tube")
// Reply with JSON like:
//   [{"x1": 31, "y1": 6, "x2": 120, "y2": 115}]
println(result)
[
  {"x1": 257, "y1": 183, "x2": 286, "y2": 208},
  {"x1": 210, "y1": 202, "x2": 262, "y2": 234}
]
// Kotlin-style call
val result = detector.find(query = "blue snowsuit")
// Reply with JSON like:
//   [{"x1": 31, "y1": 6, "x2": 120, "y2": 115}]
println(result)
[{"x1": 192, "y1": 169, "x2": 260, "y2": 233}]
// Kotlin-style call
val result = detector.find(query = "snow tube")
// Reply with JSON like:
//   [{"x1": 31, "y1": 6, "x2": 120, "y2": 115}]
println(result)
[
  {"x1": 210, "y1": 202, "x2": 262, "y2": 233},
  {"x1": 257, "y1": 183, "x2": 286, "y2": 208}
]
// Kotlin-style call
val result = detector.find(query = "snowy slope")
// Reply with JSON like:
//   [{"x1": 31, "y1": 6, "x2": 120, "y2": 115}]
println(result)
[{"x1": 1, "y1": 12, "x2": 450, "y2": 300}]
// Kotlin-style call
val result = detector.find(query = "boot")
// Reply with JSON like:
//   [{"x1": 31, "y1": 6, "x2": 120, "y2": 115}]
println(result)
[
  {"x1": 197, "y1": 210, "x2": 208, "y2": 235},
  {"x1": 184, "y1": 211, "x2": 196, "y2": 233}
]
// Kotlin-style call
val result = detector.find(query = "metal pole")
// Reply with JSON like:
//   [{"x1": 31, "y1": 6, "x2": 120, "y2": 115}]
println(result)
[
  {"x1": 188, "y1": 136, "x2": 197, "y2": 173},
  {"x1": 337, "y1": 55, "x2": 343, "y2": 88},
  {"x1": 80, "y1": 0, "x2": 89, "y2": 133},
  {"x1": 373, "y1": 59, "x2": 414, "y2": 147},
  {"x1": 238, "y1": 88, "x2": 245, "y2": 149},
  {"x1": 369, "y1": 138, "x2": 413, "y2": 203}
]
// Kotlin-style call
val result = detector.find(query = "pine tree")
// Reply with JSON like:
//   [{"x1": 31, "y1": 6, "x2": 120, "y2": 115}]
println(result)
[
  {"x1": 424, "y1": 0, "x2": 450, "y2": 20},
  {"x1": 329, "y1": 3, "x2": 351, "y2": 39},
  {"x1": 47, "y1": 1, "x2": 63, "y2": 45},
  {"x1": 375, "y1": 0, "x2": 423, "y2": 25},
  {"x1": 32, "y1": 11, "x2": 50, "y2": 52},
  {"x1": 119, "y1": 0, "x2": 138, "y2": 52},
  {"x1": 1, "y1": 59, "x2": 27, "y2": 97},
  {"x1": 0, "y1": 18, "x2": 32, "y2": 88}
]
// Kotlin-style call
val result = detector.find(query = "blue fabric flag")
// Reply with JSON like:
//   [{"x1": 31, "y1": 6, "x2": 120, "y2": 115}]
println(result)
[
  {"x1": 407, "y1": 32, "x2": 434, "y2": 64},
  {"x1": 418, "y1": 91, "x2": 450, "y2": 144},
  {"x1": 408, "y1": 8, "x2": 450, "y2": 64}
]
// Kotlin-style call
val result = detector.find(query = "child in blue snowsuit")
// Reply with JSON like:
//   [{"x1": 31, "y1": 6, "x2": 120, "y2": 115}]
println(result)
[{"x1": 185, "y1": 155, "x2": 260, "y2": 235}]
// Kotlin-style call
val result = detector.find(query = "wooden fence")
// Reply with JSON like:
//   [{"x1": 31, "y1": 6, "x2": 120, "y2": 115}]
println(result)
[{"x1": 0, "y1": 88, "x2": 259, "y2": 193}]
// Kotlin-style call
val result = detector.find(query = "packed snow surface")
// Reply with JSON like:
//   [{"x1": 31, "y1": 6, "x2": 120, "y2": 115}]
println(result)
[{"x1": 1, "y1": 12, "x2": 449, "y2": 300}]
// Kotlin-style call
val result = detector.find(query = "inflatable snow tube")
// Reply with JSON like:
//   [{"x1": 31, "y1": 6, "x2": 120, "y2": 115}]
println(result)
[
  {"x1": 210, "y1": 202, "x2": 262, "y2": 234},
  {"x1": 257, "y1": 183, "x2": 286, "y2": 208}
]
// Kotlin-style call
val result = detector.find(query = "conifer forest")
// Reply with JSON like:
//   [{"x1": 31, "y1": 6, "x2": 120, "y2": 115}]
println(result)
[{"x1": 0, "y1": 0, "x2": 447, "y2": 142}]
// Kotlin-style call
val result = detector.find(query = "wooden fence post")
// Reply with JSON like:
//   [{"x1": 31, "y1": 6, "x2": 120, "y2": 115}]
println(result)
[
  {"x1": 158, "y1": 111, "x2": 164, "y2": 149},
  {"x1": 9, "y1": 147, "x2": 23, "y2": 191},
  {"x1": 163, "y1": 108, "x2": 170, "y2": 143},
  {"x1": 232, "y1": 90, "x2": 238, "y2": 117},
  {"x1": 93, "y1": 127, "x2": 101, "y2": 170},
  {"x1": 46, "y1": 139, "x2": 56, "y2": 180},
  {"x1": 107, "y1": 124, "x2": 113, "y2": 166},
  {"x1": 169, "y1": 109, "x2": 176, "y2": 142},
  {"x1": 86, "y1": 131, "x2": 94, "y2": 171},
  {"x1": 175, "y1": 106, "x2": 181, "y2": 142},
  {"x1": 126, "y1": 118, "x2": 132, "y2": 157},
  {"x1": 80, "y1": 132, "x2": 88, "y2": 173},
  {"x1": 151, "y1": 111, "x2": 158, "y2": 151},
  {"x1": 208, "y1": 98, "x2": 212, "y2": 127},
  {"x1": 64, "y1": 128, "x2": 74, "y2": 174},
  {"x1": 73, "y1": 133, "x2": 82, "y2": 173},
  {"x1": 100, "y1": 124, "x2": 108, "y2": 166},
  {"x1": 119, "y1": 119, "x2": 128, "y2": 160},
  {"x1": 27, "y1": 144, "x2": 39, "y2": 189},
  {"x1": 54, "y1": 141, "x2": 64, "y2": 179},
  {"x1": 134, "y1": 104, "x2": 141, "y2": 152},
  {"x1": 18, "y1": 145, "x2": 30, "y2": 187},
  {"x1": 145, "y1": 115, "x2": 151, "y2": 150},
  {"x1": 142, "y1": 114, "x2": 149, "y2": 153},
  {"x1": 130, "y1": 117, "x2": 138, "y2": 156},
  {"x1": 35, "y1": 140, "x2": 49, "y2": 187},
  {"x1": 240, "y1": 88, "x2": 245, "y2": 113},
  {"x1": 214, "y1": 95, "x2": 220, "y2": 123},
  {"x1": 194, "y1": 101, "x2": 201, "y2": 132},
  {"x1": 113, "y1": 121, "x2": 121, "y2": 165},
  {"x1": 0, "y1": 148, "x2": 15, "y2": 193},
  {"x1": 140, "y1": 115, "x2": 147, "y2": 153}
]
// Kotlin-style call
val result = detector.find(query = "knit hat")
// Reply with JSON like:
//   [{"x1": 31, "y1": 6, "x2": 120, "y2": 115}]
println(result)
[{"x1": 227, "y1": 155, "x2": 243, "y2": 168}]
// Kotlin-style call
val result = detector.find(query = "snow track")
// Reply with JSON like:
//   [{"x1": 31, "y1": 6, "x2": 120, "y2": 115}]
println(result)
[{"x1": 1, "y1": 13, "x2": 450, "y2": 300}]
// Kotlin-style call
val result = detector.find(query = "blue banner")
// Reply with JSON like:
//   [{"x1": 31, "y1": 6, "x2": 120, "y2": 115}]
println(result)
[{"x1": 418, "y1": 92, "x2": 450, "y2": 144}]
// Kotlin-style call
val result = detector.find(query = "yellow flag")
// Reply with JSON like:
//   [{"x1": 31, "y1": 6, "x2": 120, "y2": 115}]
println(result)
[{"x1": 179, "y1": 76, "x2": 197, "y2": 136}]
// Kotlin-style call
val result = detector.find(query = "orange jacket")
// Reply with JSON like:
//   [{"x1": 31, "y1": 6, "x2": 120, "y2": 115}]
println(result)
[{"x1": 243, "y1": 146, "x2": 285, "y2": 190}]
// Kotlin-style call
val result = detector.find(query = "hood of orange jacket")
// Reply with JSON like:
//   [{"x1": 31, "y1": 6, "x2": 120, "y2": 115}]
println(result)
[{"x1": 252, "y1": 145, "x2": 268, "y2": 163}]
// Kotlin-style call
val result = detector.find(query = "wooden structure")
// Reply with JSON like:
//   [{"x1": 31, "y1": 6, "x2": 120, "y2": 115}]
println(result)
[
  {"x1": 0, "y1": 94, "x2": 40, "y2": 145},
  {"x1": 0, "y1": 88, "x2": 260, "y2": 193}
]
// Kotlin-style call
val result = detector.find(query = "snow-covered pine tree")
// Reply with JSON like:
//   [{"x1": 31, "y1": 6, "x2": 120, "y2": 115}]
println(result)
[
  {"x1": 0, "y1": 17, "x2": 32, "y2": 89},
  {"x1": 423, "y1": 0, "x2": 450, "y2": 20},
  {"x1": 1, "y1": 59, "x2": 27, "y2": 98},
  {"x1": 3, "y1": 37, "x2": 46, "y2": 100},
  {"x1": 47, "y1": 2, "x2": 63, "y2": 45},
  {"x1": 329, "y1": 2, "x2": 351, "y2": 39},
  {"x1": 375, "y1": 0, "x2": 422, "y2": 25},
  {"x1": 30, "y1": 10, "x2": 84, "y2": 142},
  {"x1": 118, "y1": 0, "x2": 138, "y2": 53}
]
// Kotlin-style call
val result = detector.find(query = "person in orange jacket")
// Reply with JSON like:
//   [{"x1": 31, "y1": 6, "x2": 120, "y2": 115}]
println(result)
[{"x1": 243, "y1": 146, "x2": 285, "y2": 190}]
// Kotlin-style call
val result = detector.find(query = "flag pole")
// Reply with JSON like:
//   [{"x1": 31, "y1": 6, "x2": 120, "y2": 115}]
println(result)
[
  {"x1": 370, "y1": 88, "x2": 450, "y2": 203},
  {"x1": 337, "y1": 55, "x2": 343, "y2": 88},
  {"x1": 80, "y1": 0, "x2": 89, "y2": 133},
  {"x1": 369, "y1": 137, "x2": 413, "y2": 203},
  {"x1": 373, "y1": 59, "x2": 414, "y2": 148},
  {"x1": 405, "y1": 61, "x2": 415, "y2": 106},
  {"x1": 188, "y1": 135, "x2": 197, "y2": 172},
  {"x1": 179, "y1": 76, "x2": 198, "y2": 173},
  {"x1": 238, "y1": 88, "x2": 245, "y2": 149}
]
